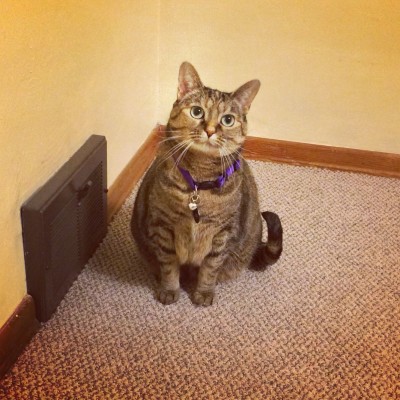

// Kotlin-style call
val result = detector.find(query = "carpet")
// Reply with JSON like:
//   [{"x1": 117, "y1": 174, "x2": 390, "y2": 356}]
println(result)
[{"x1": 1, "y1": 160, "x2": 399, "y2": 399}]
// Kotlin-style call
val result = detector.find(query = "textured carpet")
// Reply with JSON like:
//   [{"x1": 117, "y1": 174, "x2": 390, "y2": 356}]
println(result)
[{"x1": 1, "y1": 161, "x2": 399, "y2": 399}]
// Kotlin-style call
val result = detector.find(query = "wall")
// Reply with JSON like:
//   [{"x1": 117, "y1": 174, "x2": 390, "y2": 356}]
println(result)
[
  {"x1": 1, "y1": 0, "x2": 399, "y2": 328},
  {"x1": 158, "y1": 0, "x2": 400, "y2": 153},
  {"x1": 0, "y1": 0, "x2": 158, "y2": 326}
]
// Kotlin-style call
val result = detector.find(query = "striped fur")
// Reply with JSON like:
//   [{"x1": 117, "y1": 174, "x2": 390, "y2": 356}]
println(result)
[{"x1": 131, "y1": 62, "x2": 282, "y2": 306}]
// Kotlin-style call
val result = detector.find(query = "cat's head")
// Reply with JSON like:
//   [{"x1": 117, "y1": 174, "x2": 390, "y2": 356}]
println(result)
[{"x1": 167, "y1": 62, "x2": 260, "y2": 158}]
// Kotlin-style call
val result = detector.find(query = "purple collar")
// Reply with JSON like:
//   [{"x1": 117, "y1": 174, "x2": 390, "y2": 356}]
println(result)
[{"x1": 177, "y1": 159, "x2": 241, "y2": 191}]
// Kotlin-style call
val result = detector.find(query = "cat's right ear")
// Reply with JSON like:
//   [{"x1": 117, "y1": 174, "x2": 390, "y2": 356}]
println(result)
[{"x1": 177, "y1": 62, "x2": 203, "y2": 100}]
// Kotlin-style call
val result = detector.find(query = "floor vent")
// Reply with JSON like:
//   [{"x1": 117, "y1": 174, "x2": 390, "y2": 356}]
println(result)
[{"x1": 21, "y1": 135, "x2": 107, "y2": 322}]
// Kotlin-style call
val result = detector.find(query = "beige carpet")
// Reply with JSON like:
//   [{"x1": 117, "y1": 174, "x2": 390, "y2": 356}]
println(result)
[{"x1": 1, "y1": 160, "x2": 399, "y2": 399}]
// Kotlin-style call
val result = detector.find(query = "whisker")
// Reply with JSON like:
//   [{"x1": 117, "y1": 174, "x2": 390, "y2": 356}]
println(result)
[
  {"x1": 231, "y1": 148, "x2": 246, "y2": 162},
  {"x1": 157, "y1": 139, "x2": 192, "y2": 167},
  {"x1": 242, "y1": 149, "x2": 260, "y2": 156},
  {"x1": 220, "y1": 143, "x2": 240, "y2": 166},
  {"x1": 218, "y1": 147, "x2": 226, "y2": 178},
  {"x1": 228, "y1": 151, "x2": 237, "y2": 167},
  {"x1": 216, "y1": 138, "x2": 228, "y2": 175},
  {"x1": 158, "y1": 135, "x2": 185, "y2": 145},
  {"x1": 220, "y1": 146, "x2": 233, "y2": 174},
  {"x1": 174, "y1": 141, "x2": 194, "y2": 168},
  {"x1": 165, "y1": 140, "x2": 192, "y2": 160},
  {"x1": 155, "y1": 129, "x2": 181, "y2": 139},
  {"x1": 221, "y1": 147, "x2": 241, "y2": 191}
]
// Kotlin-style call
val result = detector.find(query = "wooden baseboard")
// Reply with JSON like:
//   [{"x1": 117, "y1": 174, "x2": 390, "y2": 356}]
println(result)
[
  {"x1": 0, "y1": 295, "x2": 40, "y2": 379},
  {"x1": 107, "y1": 125, "x2": 161, "y2": 222},
  {"x1": 243, "y1": 136, "x2": 400, "y2": 179}
]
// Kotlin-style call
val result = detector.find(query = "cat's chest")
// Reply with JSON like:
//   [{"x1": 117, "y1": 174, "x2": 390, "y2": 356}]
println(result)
[
  {"x1": 174, "y1": 187, "x2": 233, "y2": 222},
  {"x1": 162, "y1": 179, "x2": 240, "y2": 265},
  {"x1": 175, "y1": 210, "x2": 222, "y2": 266}
]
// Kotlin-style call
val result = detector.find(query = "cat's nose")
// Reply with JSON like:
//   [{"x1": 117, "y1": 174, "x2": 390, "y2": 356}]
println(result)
[{"x1": 205, "y1": 126, "x2": 216, "y2": 137}]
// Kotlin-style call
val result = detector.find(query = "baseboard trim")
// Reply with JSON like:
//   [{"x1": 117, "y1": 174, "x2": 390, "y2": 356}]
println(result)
[
  {"x1": 107, "y1": 125, "x2": 161, "y2": 222},
  {"x1": 0, "y1": 295, "x2": 40, "y2": 379},
  {"x1": 243, "y1": 136, "x2": 400, "y2": 179}
]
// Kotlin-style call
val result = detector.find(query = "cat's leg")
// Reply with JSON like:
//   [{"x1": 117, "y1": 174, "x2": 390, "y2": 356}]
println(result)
[
  {"x1": 150, "y1": 226, "x2": 181, "y2": 305},
  {"x1": 192, "y1": 231, "x2": 229, "y2": 306},
  {"x1": 192, "y1": 259, "x2": 221, "y2": 306},
  {"x1": 157, "y1": 259, "x2": 180, "y2": 305}
]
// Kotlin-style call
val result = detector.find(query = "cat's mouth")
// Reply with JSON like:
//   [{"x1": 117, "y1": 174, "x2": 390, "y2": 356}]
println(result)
[
  {"x1": 189, "y1": 129, "x2": 226, "y2": 155},
  {"x1": 198, "y1": 131, "x2": 219, "y2": 147}
]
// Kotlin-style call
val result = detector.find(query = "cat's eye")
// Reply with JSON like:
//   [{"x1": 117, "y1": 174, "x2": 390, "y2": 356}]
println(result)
[
  {"x1": 221, "y1": 114, "x2": 235, "y2": 127},
  {"x1": 190, "y1": 106, "x2": 204, "y2": 119}
]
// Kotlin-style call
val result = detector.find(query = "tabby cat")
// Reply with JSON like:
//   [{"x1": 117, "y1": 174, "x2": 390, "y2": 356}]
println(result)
[{"x1": 131, "y1": 62, "x2": 282, "y2": 306}]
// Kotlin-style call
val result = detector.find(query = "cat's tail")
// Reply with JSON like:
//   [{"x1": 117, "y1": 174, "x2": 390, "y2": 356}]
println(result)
[{"x1": 251, "y1": 211, "x2": 283, "y2": 270}]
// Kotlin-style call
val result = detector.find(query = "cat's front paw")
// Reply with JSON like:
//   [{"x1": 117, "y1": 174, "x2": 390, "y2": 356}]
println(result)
[
  {"x1": 157, "y1": 288, "x2": 180, "y2": 305},
  {"x1": 192, "y1": 291, "x2": 215, "y2": 306}
]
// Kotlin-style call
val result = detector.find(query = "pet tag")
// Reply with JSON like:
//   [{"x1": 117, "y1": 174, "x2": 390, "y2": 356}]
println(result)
[
  {"x1": 189, "y1": 202, "x2": 198, "y2": 210},
  {"x1": 192, "y1": 208, "x2": 200, "y2": 223},
  {"x1": 189, "y1": 187, "x2": 200, "y2": 223}
]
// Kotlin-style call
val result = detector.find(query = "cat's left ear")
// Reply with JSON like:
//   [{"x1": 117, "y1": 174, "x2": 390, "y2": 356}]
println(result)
[
  {"x1": 232, "y1": 80, "x2": 261, "y2": 114},
  {"x1": 177, "y1": 62, "x2": 203, "y2": 100}
]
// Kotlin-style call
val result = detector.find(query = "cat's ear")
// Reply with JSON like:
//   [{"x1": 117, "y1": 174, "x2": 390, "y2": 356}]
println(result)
[
  {"x1": 177, "y1": 62, "x2": 203, "y2": 100},
  {"x1": 232, "y1": 80, "x2": 261, "y2": 114}
]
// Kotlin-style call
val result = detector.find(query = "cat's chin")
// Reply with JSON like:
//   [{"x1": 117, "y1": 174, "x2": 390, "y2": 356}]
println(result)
[{"x1": 192, "y1": 141, "x2": 221, "y2": 156}]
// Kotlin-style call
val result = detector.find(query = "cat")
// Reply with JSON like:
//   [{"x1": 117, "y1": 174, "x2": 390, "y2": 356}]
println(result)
[{"x1": 131, "y1": 62, "x2": 283, "y2": 306}]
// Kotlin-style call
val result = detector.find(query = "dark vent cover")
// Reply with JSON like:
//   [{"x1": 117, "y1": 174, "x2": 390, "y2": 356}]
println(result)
[{"x1": 21, "y1": 135, "x2": 107, "y2": 322}]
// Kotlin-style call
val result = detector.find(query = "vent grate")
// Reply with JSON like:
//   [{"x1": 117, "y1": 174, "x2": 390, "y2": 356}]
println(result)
[
  {"x1": 21, "y1": 135, "x2": 107, "y2": 322},
  {"x1": 49, "y1": 195, "x2": 80, "y2": 291},
  {"x1": 78, "y1": 162, "x2": 105, "y2": 262}
]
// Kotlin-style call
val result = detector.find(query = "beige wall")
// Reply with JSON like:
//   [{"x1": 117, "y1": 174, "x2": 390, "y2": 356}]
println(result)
[
  {"x1": 1, "y1": 0, "x2": 399, "y2": 327},
  {"x1": 159, "y1": 0, "x2": 400, "y2": 153},
  {"x1": 0, "y1": 0, "x2": 158, "y2": 326}
]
